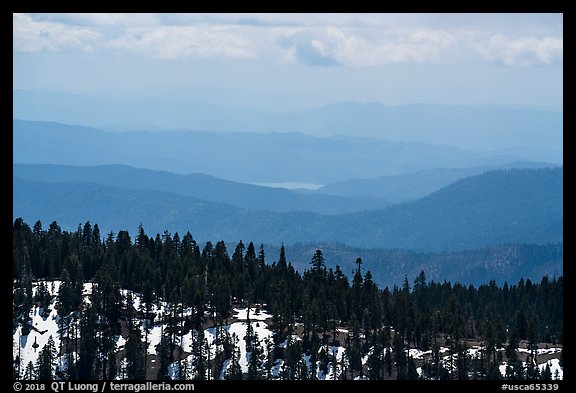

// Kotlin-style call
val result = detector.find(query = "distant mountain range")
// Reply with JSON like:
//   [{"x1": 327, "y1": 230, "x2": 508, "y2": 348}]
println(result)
[
  {"x1": 14, "y1": 90, "x2": 562, "y2": 161},
  {"x1": 318, "y1": 161, "x2": 557, "y2": 202},
  {"x1": 15, "y1": 163, "x2": 556, "y2": 214},
  {"x1": 13, "y1": 167, "x2": 563, "y2": 251},
  {"x1": 284, "y1": 242, "x2": 563, "y2": 289},
  {"x1": 13, "y1": 164, "x2": 390, "y2": 215},
  {"x1": 13, "y1": 119, "x2": 548, "y2": 184}
]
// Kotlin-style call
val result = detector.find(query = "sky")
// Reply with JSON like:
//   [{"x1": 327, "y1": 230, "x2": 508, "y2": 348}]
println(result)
[{"x1": 13, "y1": 13, "x2": 563, "y2": 110}]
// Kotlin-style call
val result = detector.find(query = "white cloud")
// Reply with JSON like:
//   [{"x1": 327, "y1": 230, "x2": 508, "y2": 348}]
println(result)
[
  {"x1": 480, "y1": 34, "x2": 563, "y2": 66},
  {"x1": 13, "y1": 13, "x2": 563, "y2": 67},
  {"x1": 27, "y1": 13, "x2": 162, "y2": 27},
  {"x1": 278, "y1": 27, "x2": 460, "y2": 67},
  {"x1": 106, "y1": 26, "x2": 257, "y2": 60},
  {"x1": 13, "y1": 13, "x2": 101, "y2": 53}
]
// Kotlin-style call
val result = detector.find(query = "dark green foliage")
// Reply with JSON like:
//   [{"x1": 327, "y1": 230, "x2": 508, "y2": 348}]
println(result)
[
  {"x1": 286, "y1": 242, "x2": 562, "y2": 289},
  {"x1": 126, "y1": 328, "x2": 146, "y2": 380},
  {"x1": 12, "y1": 219, "x2": 563, "y2": 381},
  {"x1": 36, "y1": 336, "x2": 57, "y2": 380}
]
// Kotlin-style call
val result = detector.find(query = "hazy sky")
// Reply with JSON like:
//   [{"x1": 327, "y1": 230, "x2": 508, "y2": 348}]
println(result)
[{"x1": 13, "y1": 13, "x2": 563, "y2": 109}]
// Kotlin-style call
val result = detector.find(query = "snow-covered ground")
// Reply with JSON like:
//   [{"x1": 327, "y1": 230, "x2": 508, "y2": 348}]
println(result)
[
  {"x1": 32, "y1": 280, "x2": 62, "y2": 298},
  {"x1": 144, "y1": 325, "x2": 163, "y2": 355},
  {"x1": 539, "y1": 358, "x2": 563, "y2": 380},
  {"x1": 13, "y1": 305, "x2": 61, "y2": 371},
  {"x1": 409, "y1": 348, "x2": 432, "y2": 359},
  {"x1": 518, "y1": 347, "x2": 563, "y2": 356},
  {"x1": 168, "y1": 307, "x2": 276, "y2": 378},
  {"x1": 232, "y1": 307, "x2": 273, "y2": 321},
  {"x1": 409, "y1": 345, "x2": 563, "y2": 381},
  {"x1": 498, "y1": 358, "x2": 563, "y2": 380},
  {"x1": 116, "y1": 335, "x2": 126, "y2": 351},
  {"x1": 228, "y1": 320, "x2": 271, "y2": 372},
  {"x1": 14, "y1": 281, "x2": 64, "y2": 374},
  {"x1": 14, "y1": 280, "x2": 564, "y2": 381}
]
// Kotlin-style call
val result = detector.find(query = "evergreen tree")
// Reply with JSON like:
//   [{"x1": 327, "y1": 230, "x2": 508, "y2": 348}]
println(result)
[
  {"x1": 367, "y1": 344, "x2": 383, "y2": 380},
  {"x1": 78, "y1": 305, "x2": 98, "y2": 379},
  {"x1": 278, "y1": 245, "x2": 288, "y2": 271},
  {"x1": 407, "y1": 356, "x2": 419, "y2": 380},
  {"x1": 258, "y1": 244, "x2": 266, "y2": 268},
  {"x1": 36, "y1": 336, "x2": 57, "y2": 380},
  {"x1": 227, "y1": 334, "x2": 243, "y2": 380},
  {"x1": 12, "y1": 219, "x2": 565, "y2": 382},
  {"x1": 264, "y1": 337, "x2": 274, "y2": 380},
  {"x1": 541, "y1": 363, "x2": 552, "y2": 380},
  {"x1": 384, "y1": 348, "x2": 393, "y2": 377},
  {"x1": 23, "y1": 360, "x2": 36, "y2": 380},
  {"x1": 393, "y1": 333, "x2": 407, "y2": 379},
  {"x1": 456, "y1": 342, "x2": 470, "y2": 380},
  {"x1": 247, "y1": 331, "x2": 262, "y2": 380},
  {"x1": 125, "y1": 328, "x2": 146, "y2": 380},
  {"x1": 310, "y1": 249, "x2": 326, "y2": 273}
]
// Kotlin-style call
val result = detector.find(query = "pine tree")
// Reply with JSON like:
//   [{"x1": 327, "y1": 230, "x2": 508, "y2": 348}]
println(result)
[
  {"x1": 456, "y1": 342, "x2": 470, "y2": 380},
  {"x1": 23, "y1": 361, "x2": 36, "y2": 380},
  {"x1": 126, "y1": 328, "x2": 146, "y2": 380},
  {"x1": 78, "y1": 305, "x2": 98, "y2": 379},
  {"x1": 264, "y1": 337, "x2": 274, "y2": 380},
  {"x1": 36, "y1": 336, "x2": 57, "y2": 380},
  {"x1": 384, "y1": 348, "x2": 393, "y2": 377},
  {"x1": 231, "y1": 240, "x2": 245, "y2": 275},
  {"x1": 367, "y1": 344, "x2": 383, "y2": 380},
  {"x1": 278, "y1": 245, "x2": 288, "y2": 271},
  {"x1": 525, "y1": 352, "x2": 541, "y2": 380},
  {"x1": 393, "y1": 333, "x2": 407, "y2": 379},
  {"x1": 541, "y1": 363, "x2": 553, "y2": 380},
  {"x1": 407, "y1": 356, "x2": 419, "y2": 380},
  {"x1": 258, "y1": 244, "x2": 265, "y2": 268},
  {"x1": 310, "y1": 249, "x2": 325, "y2": 273},
  {"x1": 58, "y1": 269, "x2": 75, "y2": 317},
  {"x1": 107, "y1": 351, "x2": 117, "y2": 381},
  {"x1": 227, "y1": 334, "x2": 243, "y2": 380},
  {"x1": 247, "y1": 331, "x2": 262, "y2": 380},
  {"x1": 91, "y1": 224, "x2": 101, "y2": 249},
  {"x1": 191, "y1": 328, "x2": 207, "y2": 380}
]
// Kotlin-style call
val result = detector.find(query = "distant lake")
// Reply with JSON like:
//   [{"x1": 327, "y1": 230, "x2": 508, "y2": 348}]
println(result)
[{"x1": 253, "y1": 182, "x2": 324, "y2": 190}]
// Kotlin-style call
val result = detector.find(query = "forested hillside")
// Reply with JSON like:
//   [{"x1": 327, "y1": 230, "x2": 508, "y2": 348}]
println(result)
[
  {"x1": 318, "y1": 161, "x2": 557, "y2": 202},
  {"x1": 13, "y1": 219, "x2": 563, "y2": 381},
  {"x1": 13, "y1": 168, "x2": 563, "y2": 251},
  {"x1": 284, "y1": 242, "x2": 562, "y2": 288}
]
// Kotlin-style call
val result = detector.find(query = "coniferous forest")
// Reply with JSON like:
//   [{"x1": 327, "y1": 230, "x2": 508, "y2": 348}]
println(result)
[{"x1": 13, "y1": 218, "x2": 563, "y2": 381}]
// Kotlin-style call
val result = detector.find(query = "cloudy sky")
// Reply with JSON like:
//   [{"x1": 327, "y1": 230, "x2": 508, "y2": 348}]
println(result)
[{"x1": 13, "y1": 13, "x2": 563, "y2": 109}]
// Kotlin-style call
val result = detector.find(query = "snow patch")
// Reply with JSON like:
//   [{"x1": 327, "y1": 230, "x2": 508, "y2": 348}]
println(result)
[
  {"x1": 144, "y1": 325, "x2": 163, "y2": 355},
  {"x1": 539, "y1": 358, "x2": 563, "y2": 380},
  {"x1": 232, "y1": 307, "x2": 273, "y2": 321},
  {"x1": 409, "y1": 348, "x2": 432, "y2": 359},
  {"x1": 116, "y1": 335, "x2": 127, "y2": 350},
  {"x1": 14, "y1": 305, "x2": 62, "y2": 373}
]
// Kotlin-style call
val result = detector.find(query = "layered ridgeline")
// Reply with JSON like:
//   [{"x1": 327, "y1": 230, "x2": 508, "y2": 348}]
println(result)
[
  {"x1": 13, "y1": 164, "x2": 390, "y2": 215},
  {"x1": 318, "y1": 161, "x2": 557, "y2": 202},
  {"x1": 13, "y1": 167, "x2": 563, "y2": 252},
  {"x1": 13, "y1": 119, "x2": 545, "y2": 184},
  {"x1": 14, "y1": 162, "x2": 556, "y2": 211},
  {"x1": 14, "y1": 90, "x2": 563, "y2": 160}
]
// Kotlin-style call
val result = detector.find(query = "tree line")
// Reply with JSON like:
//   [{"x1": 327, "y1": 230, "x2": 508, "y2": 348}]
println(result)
[{"x1": 13, "y1": 218, "x2": 563, "y2": 380}]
